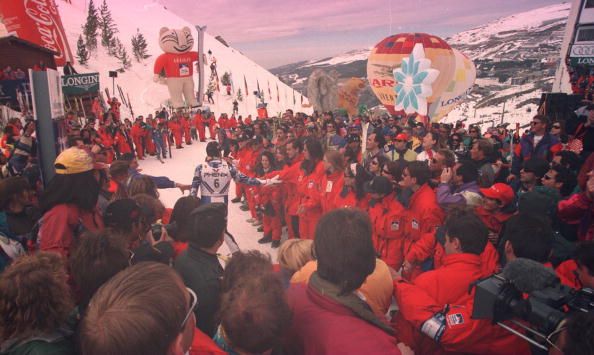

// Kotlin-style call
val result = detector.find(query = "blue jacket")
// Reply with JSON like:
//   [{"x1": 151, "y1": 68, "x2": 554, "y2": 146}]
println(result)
[{"x1": 511, "y1": 132, "x2": 560, "y2": 175}]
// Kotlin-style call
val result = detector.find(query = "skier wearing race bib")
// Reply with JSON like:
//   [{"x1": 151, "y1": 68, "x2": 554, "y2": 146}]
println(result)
[{"x1": 190, "y1": 142, "x2": 277, "y2": 204}]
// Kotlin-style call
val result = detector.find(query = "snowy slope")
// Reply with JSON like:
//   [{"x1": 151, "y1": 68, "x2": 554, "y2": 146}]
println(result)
[{"x1": 55, "y1": 0, "x2": 311, "y2": 118}]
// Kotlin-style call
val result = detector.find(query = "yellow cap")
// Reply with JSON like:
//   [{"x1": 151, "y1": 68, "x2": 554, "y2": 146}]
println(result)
[{"x1": 54, "y1": 147, "x2": 94, "y2": 175}]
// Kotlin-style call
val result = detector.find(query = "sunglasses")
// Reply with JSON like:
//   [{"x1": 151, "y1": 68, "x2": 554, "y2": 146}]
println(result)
[
  {"x1": 552, "y1": 125, "x2": 561, "y2": 129},
  {"x1": 469, "y1": 130, "x2": 477, "y2": 133},
  {"x1": 180, "y1": 287, "x2": 198, "y2": 331},
  {"x1": 371, "y1": 160, "x2": 379, "y2": 165},
  {"x1": 531, "y1": 121, "x2": 542, "y2": 125},
  {"x1": 543, "y1": 174, "x2": 553, "y2": 180},
  {"x1": 382, "y1": 169, "x2": 391, "y2": 175}
]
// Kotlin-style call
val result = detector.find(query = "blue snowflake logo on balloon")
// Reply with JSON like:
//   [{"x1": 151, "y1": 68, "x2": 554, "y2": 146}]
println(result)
[{"x1": 393, "y1": 43, "x2": 439, "y2": 116}]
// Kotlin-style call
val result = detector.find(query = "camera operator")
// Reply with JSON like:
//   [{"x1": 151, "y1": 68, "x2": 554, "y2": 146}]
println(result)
[
  {"x1": 393, "y1": 209, "x2": 529, "y2": 354},
  {"x1": 500, "y1": 213, "x2": 554, "y2": 267},
  {"x1": 556, "y1": 241, "x2": 594, "y2": 290}
]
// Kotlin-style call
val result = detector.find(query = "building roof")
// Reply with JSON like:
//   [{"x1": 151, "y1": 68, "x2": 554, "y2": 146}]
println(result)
[{"x1": 0, "y1": 35, "x2": 58, "y2": 55}]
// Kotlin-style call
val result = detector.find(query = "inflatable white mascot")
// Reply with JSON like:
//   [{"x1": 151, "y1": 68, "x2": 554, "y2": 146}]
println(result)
[{"x1": 153, "y1": 26, "x2": 199, "y2": 108}]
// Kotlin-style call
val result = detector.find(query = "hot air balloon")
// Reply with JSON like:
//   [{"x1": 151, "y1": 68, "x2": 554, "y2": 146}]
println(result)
[
  {"x1": 367, "y1": 33, "x2": 455, "y2": 116},
  {"x1": 428, "y1": 49, "x2": 476, "y2": 121}
]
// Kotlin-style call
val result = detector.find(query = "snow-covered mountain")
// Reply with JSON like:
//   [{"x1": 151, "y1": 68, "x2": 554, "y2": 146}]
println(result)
[
  {"x1": 271, "y1": 2, "x2": 571, "y2": 128},
  {"x1": 54, "y1": 0, "x2": 310, "y2": 118}
]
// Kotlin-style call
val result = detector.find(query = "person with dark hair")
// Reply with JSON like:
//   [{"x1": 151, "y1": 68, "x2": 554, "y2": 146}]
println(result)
[
  {"x1": 366, "y1": 176, "x2": 406, "y2": 270},
  {"x1": 190, "y1": 141, "x2": 270, "y2": 204},
  {"x1": 285, "y1": 208, "x2": 403, "y2": 354},
  {"x1": 0, "y1": 253, "x2": 75, "y2": 354},
  {"x1": 254, "y1": 151, "x2": 283, "y2": 247},
  {"x1": 393, "y1": 209, "x2": 529, "y2": 354},
  {"x1": 517, "y1": 158, "x2": 550, "y2": 195},
  {"x1": 335, "y1": 163, "x2": 372, "y2": 210},
  {"x1": 108, "y1": 160, "x2": 130, "y2": 200},
  {"x1": 416, "y1": 131, "x2": 438, "y2": 162},
  {"x1": 429, "y1": 149, "x2": 456, "y2": 182},
  {"x1": 168, "y1": 195, "x2": 201, "y2": 256},
  {"x1": 552, "y1": 150, "x2": 581, "y2": 172},
  {"x1": 556, "y1": 241, "x2": 594, "y2": 290},
  {"x1": 266, "y1": 138, "x2": 304, "y2": 239},
  {"x1": 436, "y1": 161, "x2": 482, "y2": 210},
  {"x1": 69, "y1": 231, "x2": 129, "y2": 312},
  {"x1": 509, "y1": 115, "x2": 561, "y2": 181},
  {"x1": 470, "y1": 138, "x2": 496, "y2": 187},
  {"x1": 121, "y1": 154, "x2": 190, "y2": 192},
  {"x1": 174, "y1": 203, "x2": 227, "y2": 337},
  {"x1": 363, "y1": 131, "x2": 387, "y2": 170},
  {"x1": 38, "y1": 147, "x2": 105, "y2": 258},
  {"x1": 293, "y1": 138, "x2": 325, "y2": 240},
  {"x1": 541, "y1": 165, "x2": 577, "y2": 198},
  {"x1": 80, "y1": 262, "x2": 224, "y2": 355},
  {"x1": 398, "y1": 161, "x2": 445, "y2": 280},
  {"x1": 502, "y1": 213, "x2": 554, "y2": 264},
  {"x1": 6, "y1": 120, "x2": 36, "y2": 176},
  {"x1": 128, "y1": 174, "x2": 159, "y2": 199}
]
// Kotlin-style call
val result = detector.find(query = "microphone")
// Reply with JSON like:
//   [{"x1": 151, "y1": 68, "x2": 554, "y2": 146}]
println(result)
[{"x1": 502, "y1": 258, "x2": 560, "y2": 293}]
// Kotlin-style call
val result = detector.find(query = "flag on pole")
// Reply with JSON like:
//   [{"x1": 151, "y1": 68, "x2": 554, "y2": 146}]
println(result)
[
  {"x1": 244, "y1": 75, "x2": 248, "y2": 96},
  {"x1": 276, "y1": 83, "x2": 279, "y2": 102}
]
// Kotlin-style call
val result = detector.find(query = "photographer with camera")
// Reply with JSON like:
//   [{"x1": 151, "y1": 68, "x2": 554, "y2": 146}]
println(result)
[{"x1": 393, "y1": 209, "x2": 529, "y2": 354}]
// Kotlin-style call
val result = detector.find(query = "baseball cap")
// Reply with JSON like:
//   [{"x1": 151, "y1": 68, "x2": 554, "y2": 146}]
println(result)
[
  {"x1": 480, "y1": 183, "x2": 514, "y2": 206},
  {"x1": 54, "y1": 147, "x2": 94, "y2": 175},
  {"x1": 394, "y1": 133, "x2": 408, "y2": 141},
  {"x1": 364, "y1": 176, "x2": 393, "y2": 195}
]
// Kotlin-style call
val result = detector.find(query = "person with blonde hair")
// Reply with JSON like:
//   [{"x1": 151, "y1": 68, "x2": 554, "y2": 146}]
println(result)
[{"x1": 277, "y1": 239, "x2": 314, "y2": 287}]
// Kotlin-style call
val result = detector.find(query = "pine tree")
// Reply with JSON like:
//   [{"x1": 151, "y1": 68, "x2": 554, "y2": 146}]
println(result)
[
  {"x1": 221, "y1": 72, "x2": 231, "y2": 86},
  {"x1": 131, "y1": 29, "x2": 150, "y2": 62},
  {"x1": 82, "y1": 0, "x2": 99, "y2": 51},
  {"x1": 76, "y1": 35, "x2": 90, "y2": 65},
  {"x1": 99, "y1": 0, "x2": 118, "y2": 52},
  {"x1": 236, "y1": 88, "x2": 243, "y2": 102},
  {"x1": 115, "y1": 38, "x2": 131, "y2": 70}
]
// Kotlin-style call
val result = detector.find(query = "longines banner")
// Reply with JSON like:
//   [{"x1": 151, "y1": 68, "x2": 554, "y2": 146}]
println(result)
[
  {"x1": 61, "y1": 73, "x2": 100, "y2": 95},
  {"x1": 570, "y1": 44, "x2": 594, "y2": 65},
  {"x1": 0, "y1": 0, "x2": 74, "y2": 66}
]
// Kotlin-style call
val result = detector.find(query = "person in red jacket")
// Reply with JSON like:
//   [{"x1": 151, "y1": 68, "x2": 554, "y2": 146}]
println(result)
[
  {"x1": 557, "y1": 168, "x2": 594, "y2": 241},
  {"x1": 475, "y1": 182, "x2": 516, "y2": 245},
  {"x1": 130, "y1": 117, "x2": 146, "y2": 160},
  {"x1": 38, "y1": 148, "x2": 105, "y2": 258},
  {"x1": 168, "y1": 115, "x2": 184, "y2": 149},
  {"x1": 319, "y1": 150, "x2": 345, "y2": 214},
  {"x1": 208, "y1": 112, "x2": 217, "y2": 140},
  {"x1": 181, "y1": 114, "x2": 192, "y2": 145},
  {"x1": 556, "y1": 241, "x2": 594, "y2": 289},
  {"x1": 398, "y1": 161, "x2": 445, "y2": 281},
  {"x1": 114, "y1": 125, "x2": 133, "y2": 157},
  {"x1": 334, "y1": 163, "x2": 371, "y2": 210},
  {"x1": 393, "y1": 209, "x2": 530, "y2": 354},
  {"x1": 285, "y1": 209, "x2": 405, "y2": 355},
  {"x1": 367, "y1": 176, "x2": 406, "y2": 270},
  {"x1": 295, "y1": 139, "x2": 325, "y2": 240},
  {"x1": 193, "y1": 110, "x2": 206, "y2": 142},
  {"x1": 255, "y1": 151, "x2": 283, "y2": 248},
  {"x1": 269, "y1": 139, "x2": 304, "y2": 239}
]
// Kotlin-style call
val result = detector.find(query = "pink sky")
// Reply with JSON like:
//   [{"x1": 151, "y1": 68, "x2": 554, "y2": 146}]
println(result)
[{"x1": 162, "y1": 0, "x2": 561, "y2": 68}]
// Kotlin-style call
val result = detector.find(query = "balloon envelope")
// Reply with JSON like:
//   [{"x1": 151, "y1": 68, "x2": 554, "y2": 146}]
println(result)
[
  {"x1": 367, "y1": 33, "x2": 455, "y2": 115},
  {"x1": 428, "y1": 49, "x2": 476, "y2": 121}
]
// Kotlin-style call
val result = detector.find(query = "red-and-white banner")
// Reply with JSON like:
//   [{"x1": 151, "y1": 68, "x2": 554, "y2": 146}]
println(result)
[{"x1": 0, "y1": 0, "x2": 74, "y2": 66}]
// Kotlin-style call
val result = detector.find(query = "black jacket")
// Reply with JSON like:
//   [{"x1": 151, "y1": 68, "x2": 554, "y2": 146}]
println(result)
[{"x1": 174, "y1": 244, "x2": 223, "y2": 337}]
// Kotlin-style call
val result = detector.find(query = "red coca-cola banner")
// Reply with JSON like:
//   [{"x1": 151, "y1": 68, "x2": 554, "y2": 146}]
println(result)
[{"x1": 0, "y1": 0, "x2": 74, "y2": 66}]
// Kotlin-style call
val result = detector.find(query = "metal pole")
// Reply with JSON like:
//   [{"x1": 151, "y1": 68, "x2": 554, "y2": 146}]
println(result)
[
  {"x1": 500, "y1": 100, "x2": 506, "y2": 125},
  {"x1": 112, "y1": 76, "x2": 115, "y2": 98}
]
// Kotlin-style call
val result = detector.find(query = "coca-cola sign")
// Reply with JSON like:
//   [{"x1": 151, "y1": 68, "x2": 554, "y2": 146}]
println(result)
[{"x1": 0, "y1": 0, "x2": 74, "y2": 66}]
